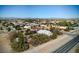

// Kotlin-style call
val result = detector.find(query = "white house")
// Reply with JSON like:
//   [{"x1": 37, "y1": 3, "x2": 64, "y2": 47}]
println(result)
[
  {"x1": 24, "y1": 25, "x2": 31, "y2": 29},
  {"x1": 37, "y1": 30, "x2": 52, "y2": 36}
]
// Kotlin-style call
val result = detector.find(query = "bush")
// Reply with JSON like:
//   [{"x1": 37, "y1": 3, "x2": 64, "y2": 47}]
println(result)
[
  {"x1": 64, "y1": 27, "x2": 74, "y2": 32},
  {"x1": 15, "y1": 25, "x2": 21, "y2": 30},
  {"x1": 7, "y1": 27, "x2": 11, "y2": 31},
  {"x1": 50, "y1": 33, "x2": 57, "y2": 39},
  {"x1": 11, "y1": 32, "x2": 29, "y2": 52},
  {"x1": 29, "y1": 29, "x2": 62, "y2": 46},
  {"x1": 30, "y1": 34, "x2": 50, "y2": 46},
  {"x1": 0, "y1": 27, "x2": 3, "y2": 30},
  {"x1": 25, "y1": 29, "x2": 36, "y2": 35},
  {"x1": 50, "y1": 29, "x2": 62, "y2": 39}
]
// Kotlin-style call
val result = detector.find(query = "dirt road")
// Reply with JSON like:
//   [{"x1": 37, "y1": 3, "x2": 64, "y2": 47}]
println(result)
[{"x1": 0, "y1": 31, "x2": 17, "y2": 53}]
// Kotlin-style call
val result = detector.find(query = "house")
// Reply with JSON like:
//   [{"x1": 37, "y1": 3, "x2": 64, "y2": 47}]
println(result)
[
  {"x1": 37, "y1": 30, "x2": 52, "y2": 36},
  {"x1": 24, "y1": 25, "x2": 31, "y2": 30}
]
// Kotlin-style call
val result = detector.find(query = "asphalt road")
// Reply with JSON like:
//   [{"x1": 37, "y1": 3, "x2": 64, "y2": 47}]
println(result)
[{"x1": 53, "y1": 35, "x2": 79, "y2": 53}]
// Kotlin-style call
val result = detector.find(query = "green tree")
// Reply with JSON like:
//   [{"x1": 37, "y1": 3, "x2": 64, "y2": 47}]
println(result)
[
  {"x1": 25, "y1": 29, "x2": 36, "y2": 35},
  {"x1": 15, "y1": 25, "x2": 21, "y2": 30},
  {"x1": 11, "y1": 32, "x2": 29, "y2": 52},
  {"x1": 0, "y1": 27, "x2": 3, "y2": 30},
  {"x1": 7, "y1": 27, "x2": 11, "y2": 31},
  {"x1": 9, "y1": 23, "x2": 15, "y2": 27}
]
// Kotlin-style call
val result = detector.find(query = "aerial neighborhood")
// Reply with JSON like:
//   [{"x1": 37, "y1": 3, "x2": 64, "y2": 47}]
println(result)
[
  {"x1": 0, "y1": 18, "x2": 79, "y2": 52},
  {"x1": 0, "y1": 5, "x2": 79, "y2": 53}
]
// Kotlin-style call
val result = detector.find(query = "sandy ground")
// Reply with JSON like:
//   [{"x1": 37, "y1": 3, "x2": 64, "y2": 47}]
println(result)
[{"x1": 0, "y1": 31, "x2": 16, "y2": 53}]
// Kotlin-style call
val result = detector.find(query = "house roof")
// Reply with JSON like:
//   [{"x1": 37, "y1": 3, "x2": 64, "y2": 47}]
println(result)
[{"x1": 37, "y1": 30, "x2": 52, "y2": 36}]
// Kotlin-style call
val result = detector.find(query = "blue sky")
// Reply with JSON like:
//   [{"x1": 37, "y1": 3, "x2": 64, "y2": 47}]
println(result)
[{"x1": 0, "y1": 5, "x2": 79, "y2": 18}]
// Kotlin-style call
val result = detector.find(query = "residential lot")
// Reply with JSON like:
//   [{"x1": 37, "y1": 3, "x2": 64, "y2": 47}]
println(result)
[{"x1": 0, "y1": 18, "x2": 79, "y2": 52}]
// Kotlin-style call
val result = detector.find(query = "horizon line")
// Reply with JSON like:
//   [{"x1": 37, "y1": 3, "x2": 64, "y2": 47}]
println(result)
[{"x1": 0, "y1": 17, "x2": 79, "y2": 19}]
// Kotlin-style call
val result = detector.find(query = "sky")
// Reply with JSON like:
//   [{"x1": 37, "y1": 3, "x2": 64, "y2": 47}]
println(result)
[{"x1": 0, "y1": 5, "x2": 79, "y2": 18}]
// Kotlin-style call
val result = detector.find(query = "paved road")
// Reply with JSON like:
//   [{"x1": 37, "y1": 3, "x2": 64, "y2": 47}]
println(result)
[{"x1": 53, "y1": 35, "x2": 79, "y2": 53}]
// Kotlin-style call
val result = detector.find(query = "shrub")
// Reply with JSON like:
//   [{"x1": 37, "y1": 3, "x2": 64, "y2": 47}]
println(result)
[
  {"x1": 64, "y1": 27, "x2": 74, "y2": 32},
  {"x1": 50, "y1": 29, "x2": 62, "y2": 39},
  {"x1": 25, "y1": 30, "x2": 36, "y2": 35},
  {"x1": 50, "y1": 33, "x2": 57, "y2": 39},
  {"x1": 29, "y1": 34, "x2": 50, "y2": 46},
  {"x1": 0, "y1": 27, "x2": 3, "y2": 30},
  {"x1": 7, "y1": 27, "x2": 11, "y2": 31},
  {"x1": 11, "y1": 32, "x2": 29, "y2": 52},
  {"x1": 15, "y1": 25, "x2": 21, "y2": 30}
]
